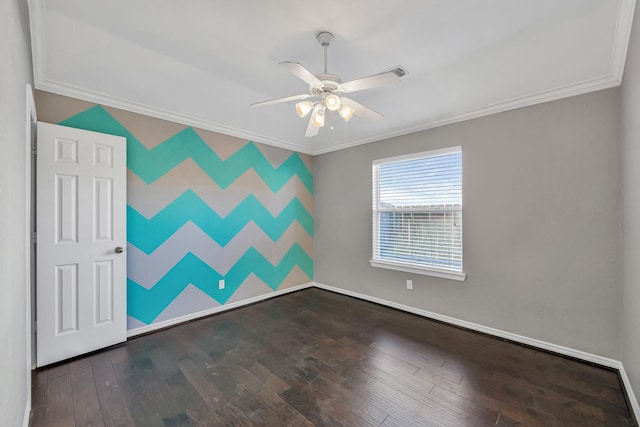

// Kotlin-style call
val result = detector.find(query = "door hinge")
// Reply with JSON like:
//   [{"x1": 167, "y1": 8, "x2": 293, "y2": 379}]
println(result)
[
  {"x1": 31, "y1": 143, "x2": 37, "y2": 155},
  {"x1": 32, "y1": 321, "x2": 37, "y2": 333},
  {"x1": 31, "y1": 232, "x2": 37, "y2": 244}
]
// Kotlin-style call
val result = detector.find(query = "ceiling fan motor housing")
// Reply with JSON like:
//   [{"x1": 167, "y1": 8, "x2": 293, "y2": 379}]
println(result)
[{"x1": 311, "y1": 73, "x2": 342, "y2": 98}]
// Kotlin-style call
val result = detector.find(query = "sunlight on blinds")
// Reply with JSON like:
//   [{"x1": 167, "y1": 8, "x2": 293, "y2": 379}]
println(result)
[{"x1": 373, "y1": 147, "x2": 462, "y2": 272}]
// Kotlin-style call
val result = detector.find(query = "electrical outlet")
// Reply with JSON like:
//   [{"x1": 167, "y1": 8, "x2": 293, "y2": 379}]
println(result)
[
  {"x1": 218, "y1": 279, "x2": 225, "y2": 290},
  {"x1": 406, "y1": 280, "x2": 413, "y2": 290}
]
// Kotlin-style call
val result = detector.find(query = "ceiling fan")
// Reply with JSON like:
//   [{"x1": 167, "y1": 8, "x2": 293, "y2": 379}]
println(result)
[{"x1": 251, "y1": 31, "x2": 408, "y2": 137}]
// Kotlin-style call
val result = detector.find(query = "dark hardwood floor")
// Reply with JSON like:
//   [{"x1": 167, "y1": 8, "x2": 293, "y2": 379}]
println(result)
[{"x1": 31, "y1": 288, "x2": 635, "y2": 426}]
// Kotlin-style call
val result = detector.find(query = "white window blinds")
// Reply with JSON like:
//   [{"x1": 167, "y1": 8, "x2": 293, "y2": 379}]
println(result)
[{"x1": 372, "y1": 146, "x2": 463, "y2": 275}]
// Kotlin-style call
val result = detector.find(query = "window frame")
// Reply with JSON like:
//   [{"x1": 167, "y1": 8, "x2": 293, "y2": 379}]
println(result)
[{"x1": 370, "y1": 146, "x2": 466, "y2": 281}]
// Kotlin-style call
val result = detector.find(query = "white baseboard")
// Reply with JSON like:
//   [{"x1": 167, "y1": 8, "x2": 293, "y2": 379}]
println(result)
[
  {"x1": 123, "y1": 280, "x2": 638, "y2": 421},
  {"x1": 127, "y1": 282, "x2": 314, "y2": 338},
  {"x1": 312, "y1": 282, "x2": 639, "y2": 420},
  {"x1": 619, "y1": 364, "x2": 640, "y2": 423},
  {"x1": 313, "y1": 282, "x2": 621, "y2": 368},
  {"x1": 22, "y1": 401, "x2": 30, "y2": 427}
]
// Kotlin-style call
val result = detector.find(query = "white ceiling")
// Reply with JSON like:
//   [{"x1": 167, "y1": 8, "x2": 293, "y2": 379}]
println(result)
[{"x1": 28, "y1": 0, "x2": 636, "y2": 155}]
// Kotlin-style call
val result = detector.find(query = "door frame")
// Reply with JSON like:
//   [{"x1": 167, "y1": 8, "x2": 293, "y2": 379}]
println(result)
[{"x1": 25, "y1": 84, "x2": 36, "y2": 417}]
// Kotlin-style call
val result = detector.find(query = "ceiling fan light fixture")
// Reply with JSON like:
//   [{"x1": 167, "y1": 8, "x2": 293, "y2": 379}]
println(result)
[
  {"x1": 325, "y1": 94, "x2": 341, "y2": 111},
  {"x1": 252, "y1": 30, "x2": 403, "y2": 136},
  {"x1": 338, "y1": 104, "x2": 355, "y2": 122},
  {"x1": 295, "y1": 101, "x2": 314, "y2": 118},
  {"x1": 311, "y1": 107, "x2": 326, "y2": 127}
]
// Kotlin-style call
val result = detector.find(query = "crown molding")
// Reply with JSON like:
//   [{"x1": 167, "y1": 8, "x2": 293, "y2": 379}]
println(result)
[
  {"x1": 312, "y1": 73, "x2": 622, "y2": 155},
  {"x1": 29, "y1": 0, "x2": 636, "y2": 156},
  {"x1": 36, "y1": 72, "x2": 622, "y2": 157},
  {"x1": 27, "y1": 0, "x2": 45, "y2": 88},
  {"x1": 34, "y1": 79, "x2": 315, "y2": 155},
  {"x1": 610, "y1": 0, "x2": 638, "y2": 80},
  {"x1": 27, "y1": 0, "x2": 313, "y2": 154},
  {"x1": 315, "y1": 0, "x2": 636, "y2": 155}
]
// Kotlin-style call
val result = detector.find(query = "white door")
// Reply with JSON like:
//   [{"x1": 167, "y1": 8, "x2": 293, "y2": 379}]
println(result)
[{"x1": 36, "y1": 122, "x2": 127, "y2": 367}]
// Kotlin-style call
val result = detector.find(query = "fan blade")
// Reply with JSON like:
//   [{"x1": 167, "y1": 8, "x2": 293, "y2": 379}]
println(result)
[
  {"x1": 251, "y1": 93, "x2": 312, "y2": 108},
  {"x1": 280, "y1": 61, "x2": 322, "y2": 86},
  {"x1": 340, "y1": 71, "x2": 400, "y2": 93},
  {"x1": 305, "y1": 105, "x2": 322, "y2": 137},
  {"x1": 341, "y1": 97, "x2": 384, "y2": 120}
]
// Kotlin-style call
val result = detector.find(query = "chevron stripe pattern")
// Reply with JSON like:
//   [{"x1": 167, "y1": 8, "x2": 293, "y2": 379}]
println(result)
[
  {"x1": 128, "y1": 244, "x2": 313, "y2": 324},
  {"x1": 60, "y1": 106, "x2": 313, "y2": 192},
  {"x1": 127, "y1": 190, "x2": 313, "y2": 253},
  {"x1": 55, "y1": 104, "x2": 314, "y2": 327}
]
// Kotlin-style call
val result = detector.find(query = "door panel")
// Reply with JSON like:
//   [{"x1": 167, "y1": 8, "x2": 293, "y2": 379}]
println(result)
[
  {"x1": 56, "y1": 174, "x2": 78, "y2": 244},
  {"x1": 56, "y1": 263, "x2": 78, "y2": 333},
  {"x1": 94, "y1": 177, "x2": 113, "y2": 241},
  {"x1": 37, "y1": 122, "x2": 127, "y2": 367},
  {"x1": 94, "y1": 260, "x2": 113, "y2": 324}
]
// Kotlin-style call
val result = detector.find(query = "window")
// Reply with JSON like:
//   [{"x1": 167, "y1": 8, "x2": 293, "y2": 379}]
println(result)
[{"x1": 371, "y1": 146, "x2": 465, "y2": 281}]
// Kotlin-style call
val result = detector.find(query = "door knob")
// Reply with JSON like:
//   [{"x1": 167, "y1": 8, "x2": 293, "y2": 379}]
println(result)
[{"x1": 115, "y1": 246, "x2": 124, "y2": 254}]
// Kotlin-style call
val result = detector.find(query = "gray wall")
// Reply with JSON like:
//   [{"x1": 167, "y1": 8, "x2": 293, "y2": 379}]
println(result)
[
  {"x1": 622, "y1": 5, "x2": 640, "y2": 406},
  {"x1": 0, "y1": 0, "x2": 33, "y2": 425},
  {"x1": 315, "y1": 88, "x2": 622, "y2": 359}
]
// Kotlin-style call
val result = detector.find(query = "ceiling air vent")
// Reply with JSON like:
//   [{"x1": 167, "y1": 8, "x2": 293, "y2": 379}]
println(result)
[{"x1": 389, "y1": 66, "x2": 409, "y2": 78}]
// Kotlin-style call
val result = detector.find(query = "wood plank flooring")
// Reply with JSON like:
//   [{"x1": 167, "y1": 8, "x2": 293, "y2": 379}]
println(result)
[{"x1": 30, "y1": 288, "x2": 636, "y2": 426}]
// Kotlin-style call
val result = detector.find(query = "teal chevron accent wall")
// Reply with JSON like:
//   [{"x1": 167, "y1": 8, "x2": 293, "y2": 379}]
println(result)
[
  {"x1": 37, "y1": 93, "x2": 313, "y2": 329},
  {"x1": 127, "y1": 191, "x2": 313, "y2": 253},
  {"x1": 59, "y1": 106, "x2": 313, "y2": 192},
  {"x1": 128, "y1": 244, "x2": 313, "y2": 324}
]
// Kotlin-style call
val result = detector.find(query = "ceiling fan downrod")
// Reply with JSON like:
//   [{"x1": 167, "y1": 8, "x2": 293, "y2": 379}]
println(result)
[{"x1": 317, "y1": 31, "x2": 334, "y2": 75}]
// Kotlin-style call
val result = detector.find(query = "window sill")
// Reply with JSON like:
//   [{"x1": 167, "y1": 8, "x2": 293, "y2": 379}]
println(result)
[{"x1": 369, "y1": 259, "x2": 467, "y2": 281}]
